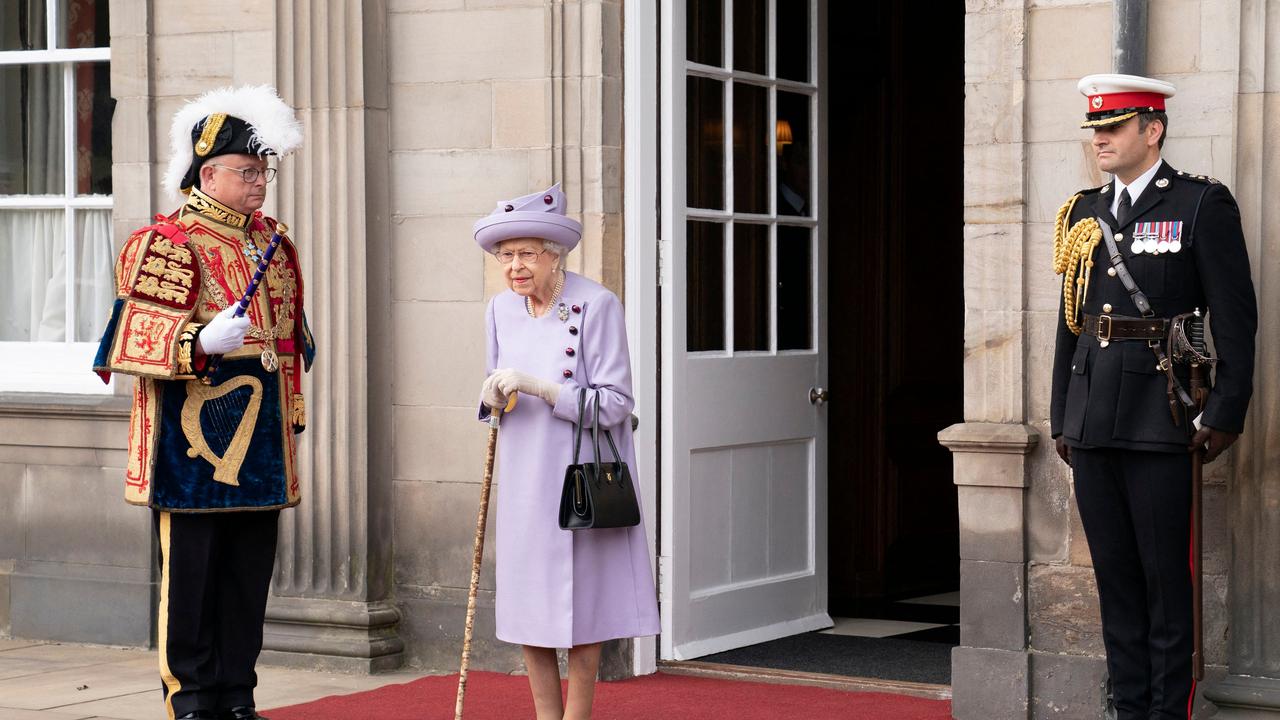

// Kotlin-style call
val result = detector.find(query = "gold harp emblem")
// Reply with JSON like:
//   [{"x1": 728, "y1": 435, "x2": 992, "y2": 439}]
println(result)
[{"x1": 181, "y1": 376, "x2": 263, "y2": 486}]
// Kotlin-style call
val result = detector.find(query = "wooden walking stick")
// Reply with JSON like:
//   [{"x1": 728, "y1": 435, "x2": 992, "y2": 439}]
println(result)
[{"x1": 455, "y1": 393, "x2": 516, "y2": 720}]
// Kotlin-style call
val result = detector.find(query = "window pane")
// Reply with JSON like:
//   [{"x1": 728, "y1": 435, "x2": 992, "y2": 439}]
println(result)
[
  {"x1": 0, "y1": 209, "x2": 65, "y2": 341},
  {"x1": 73, "y1": 209, "x2": 113, "y2": 342},
  {"x1": 687, "y1": 77, "x2": 725, "y2": 210},
  {"x1": 75, "y1": 61, "x2": 113, "y2": 195},
  {"x1": 776, "y1": 91, "x2": 810, "y2": 217},
  {"x1": 687, "y1": 0, "x2": 722, "y2": 66},
  {"x1": 733, "y1": 0, "x2": 766, "y2": 75},
  {"x1": 733, "y1": 223, "x2": 768, "y2": 351},
  {"x1": 59, "y1": 0, "x2": 108, "y2": 49},
  {"x1": 733, "y1": 82, "x2": 768, "y2": 214},
  {"x1": 0, "y1": 64, "x2": 65, "y2": 195},
  {"x1": 687, "y1": 221, "x2": 725, "y2": 352},
  {"x1": 1, "y1": 1, "x2": 48, "y2": 51},
  {"x1": 776, "y1": 0, "x2": 809, "y2": 82},
  {"x1": 777, "y1": 225, "x2": 812, "y2": 350}
]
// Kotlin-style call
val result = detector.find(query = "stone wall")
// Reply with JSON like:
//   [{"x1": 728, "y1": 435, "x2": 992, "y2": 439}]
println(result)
[{"x1": 954, "y1": 0, "x2": 1245, "y2": 717}]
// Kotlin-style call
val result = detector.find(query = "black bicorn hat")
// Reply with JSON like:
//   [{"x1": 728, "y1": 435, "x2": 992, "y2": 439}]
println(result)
[
  {"x1": 179, "y1": 114, "x2": 273, "y2": 194},
  {"x1": 163, "y1": 85, "x2": 303, "y2": 201}
]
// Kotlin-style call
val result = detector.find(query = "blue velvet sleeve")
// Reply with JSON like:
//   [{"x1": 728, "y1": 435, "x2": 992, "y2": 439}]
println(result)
[{"x1": 91, "y1": 298, "x2": 125, "y2": 383}]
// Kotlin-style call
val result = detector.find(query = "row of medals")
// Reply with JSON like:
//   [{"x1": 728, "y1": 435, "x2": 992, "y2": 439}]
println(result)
[{"x1": 1128, "y1": 231, "x2": 1182, "y2": 256}]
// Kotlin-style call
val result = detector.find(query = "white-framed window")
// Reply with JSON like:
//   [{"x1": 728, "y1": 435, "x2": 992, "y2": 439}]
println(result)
[
  {"x1": 0, "y1": 0, "x2": 114, "y2": 394},
  {"x1": 683, "y1": 0, "x2": 818, "y2": 356}
]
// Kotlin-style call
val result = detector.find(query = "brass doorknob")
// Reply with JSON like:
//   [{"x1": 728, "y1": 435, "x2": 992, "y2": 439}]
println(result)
[{"x1": 809, "y1": 387, "x2": 830, "y2": 405}]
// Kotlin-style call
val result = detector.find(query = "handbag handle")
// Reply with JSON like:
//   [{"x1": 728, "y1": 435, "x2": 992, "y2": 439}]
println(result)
[
  {"x1": 571, "y1": 388, "x2": 624, "y2": 475},
  {"x1": 588, "y1": 389, "x2": 624, "y2": 481},
  {"x1": 572, "y1": 387, "x2": 588, "y2": 464}
]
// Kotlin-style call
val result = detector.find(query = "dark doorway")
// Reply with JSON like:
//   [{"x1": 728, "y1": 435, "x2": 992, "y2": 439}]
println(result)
[{"x1": 826, "y1": 0, "x2": 965, "y2": 622}]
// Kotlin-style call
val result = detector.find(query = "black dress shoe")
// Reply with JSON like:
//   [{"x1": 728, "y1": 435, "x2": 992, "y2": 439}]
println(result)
[
  {"x1": 177, "y1": 712, "x2": 217, "y2": 720},
  {"x1": 220, "y1": 707, "x2": 269, "y2": 720}
]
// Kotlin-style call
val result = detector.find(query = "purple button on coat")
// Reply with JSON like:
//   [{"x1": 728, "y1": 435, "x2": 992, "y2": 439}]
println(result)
[{"x1": 482, "y1": 271, "x2": 660, "y2": 648}]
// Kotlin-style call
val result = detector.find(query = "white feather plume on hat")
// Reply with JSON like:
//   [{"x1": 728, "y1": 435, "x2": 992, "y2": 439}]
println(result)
[{"x1": 162, "y1": 84, "x2": 304, "y2": 203}]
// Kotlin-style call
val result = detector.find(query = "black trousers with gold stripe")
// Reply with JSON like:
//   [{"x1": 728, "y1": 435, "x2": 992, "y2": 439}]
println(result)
[{"x1": 155, "y1": 509, "x2": 280, "y2": 718}]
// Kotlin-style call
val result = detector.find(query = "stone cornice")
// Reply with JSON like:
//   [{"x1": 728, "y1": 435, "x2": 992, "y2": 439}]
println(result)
[{"x1": 938, "y1": 422, "x2": 1040, "y2": 455}]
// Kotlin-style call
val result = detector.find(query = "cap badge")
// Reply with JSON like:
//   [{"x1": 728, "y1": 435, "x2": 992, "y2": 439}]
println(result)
[
  {"x1": 1091, "y1": 95, "x2": 1104, "y2": 109},
  {"x1": 1155, "y1": 178, "x2": 1169, "y2": 188}
]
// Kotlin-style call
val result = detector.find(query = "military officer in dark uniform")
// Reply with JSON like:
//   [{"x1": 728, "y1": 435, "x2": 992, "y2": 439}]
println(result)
[{"x1": 1050, "y1": 74, "x2": 1257, "y2": 719}]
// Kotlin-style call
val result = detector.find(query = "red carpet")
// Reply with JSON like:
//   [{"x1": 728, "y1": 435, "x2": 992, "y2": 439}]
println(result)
[{"x1": 267, "y1": 670, "x2": 952, "y2": 719}]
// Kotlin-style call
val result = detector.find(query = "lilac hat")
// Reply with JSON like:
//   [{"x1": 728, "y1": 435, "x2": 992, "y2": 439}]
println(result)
[{"x1": 473, "y1": 183, "x2": 583, "y2": 253}]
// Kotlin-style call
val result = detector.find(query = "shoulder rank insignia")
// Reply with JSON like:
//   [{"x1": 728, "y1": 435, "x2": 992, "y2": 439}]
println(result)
[{"x1": 1177, "y1": 171, "x2": 1220, "y2": 185}]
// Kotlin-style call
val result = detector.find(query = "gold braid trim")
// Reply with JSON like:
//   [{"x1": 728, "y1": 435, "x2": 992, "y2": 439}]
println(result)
[
  {"x1": 194, "y1": 113, "x2": 227, "y2": 157},
  {"x1": 1080, "y1": 111, "x2": 1139, "y2": 129},
  {"x1": 1052, "y1": 194, "x2": 1082, "y2": 274},
  {"x1": 176, "y1": 322, "x2": 204, "y2": 376},
  {"x1": 291, "y1": 393, "x2": 306, "y2": 429},
  {"x1": 1052, "y1": 197, "x2": 1102, "y2": 336}
]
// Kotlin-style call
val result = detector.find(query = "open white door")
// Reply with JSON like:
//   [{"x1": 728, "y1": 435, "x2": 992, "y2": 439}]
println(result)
[{"x1": 660, "y1": 0, "x2": 829, "y2": 660}]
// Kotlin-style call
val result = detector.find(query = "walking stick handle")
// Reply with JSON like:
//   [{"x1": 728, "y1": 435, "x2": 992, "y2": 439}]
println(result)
[{"x1": 454, "y1": 393, "x2": 516, "y2": 720}]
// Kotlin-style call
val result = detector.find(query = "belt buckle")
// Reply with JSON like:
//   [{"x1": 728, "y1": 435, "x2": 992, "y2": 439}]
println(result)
[{"x1": 1097, "y1": 314, "x2": 1113, "y2": 347}]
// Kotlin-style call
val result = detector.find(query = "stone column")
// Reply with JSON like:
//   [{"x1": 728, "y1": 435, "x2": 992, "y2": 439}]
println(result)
[
  {"x1": 940, "y1": 423, "x2": 1038, "y2": 719},
  {"x1": 947, "y1": 3, "x2": 1042, "y2": 718},
  {"x1": 1204, "y1": 1, "x2": 1280, "y2": 713},
  {"x1": 258, "y1": 0, "x2": 402, "y2": 673},
  {"x1": 551, "y1": 0, "x2": 625, "y2": 294}
]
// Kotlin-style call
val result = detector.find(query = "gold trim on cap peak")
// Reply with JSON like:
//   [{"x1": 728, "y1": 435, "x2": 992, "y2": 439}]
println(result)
[
  {"x1": 1080, "y1": 111, "x2": 1139, "y2": 129},
  {"x1": 194, "y1": 113, "x2": 228, "y2": 157}
]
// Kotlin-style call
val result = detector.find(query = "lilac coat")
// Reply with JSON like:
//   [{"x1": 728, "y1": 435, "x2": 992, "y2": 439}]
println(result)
[{"x1": 484, "y1": 272, "x2": 660, "y2": 648}]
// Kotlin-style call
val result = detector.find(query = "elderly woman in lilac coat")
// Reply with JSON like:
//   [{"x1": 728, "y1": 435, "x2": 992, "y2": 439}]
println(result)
[{"x1": 474, "y1": 184, "x2": 660, "y2": 720}]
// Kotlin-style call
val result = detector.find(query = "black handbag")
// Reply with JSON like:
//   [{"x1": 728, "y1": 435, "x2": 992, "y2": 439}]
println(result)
[{"x1": 558, "y1": 388, "x2": 641, "y2": 530}]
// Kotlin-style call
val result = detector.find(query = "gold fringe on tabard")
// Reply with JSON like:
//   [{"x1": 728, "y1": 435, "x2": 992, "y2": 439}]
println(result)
[{"x1": 1053, "y1": 194, "x2": 1103, "y2": 336}]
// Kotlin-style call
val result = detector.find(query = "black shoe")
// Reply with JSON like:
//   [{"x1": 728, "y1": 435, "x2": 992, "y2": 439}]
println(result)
[
  {"x1": 220, "y1": 707, "x2": 268, "y2": 720},
  {"x1": 177, "y1": 713, "x2": 217, "y2": 720}
]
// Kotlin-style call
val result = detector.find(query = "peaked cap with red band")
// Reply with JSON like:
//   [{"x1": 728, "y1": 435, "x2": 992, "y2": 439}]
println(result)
[{"x1": 1078, "y1": 73, "x2": 1176, "y2": 129}]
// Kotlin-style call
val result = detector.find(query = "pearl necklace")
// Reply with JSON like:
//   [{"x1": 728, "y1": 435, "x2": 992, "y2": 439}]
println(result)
[{"x1": 525, "y1": 270, "x2": 566, "y2": 318}]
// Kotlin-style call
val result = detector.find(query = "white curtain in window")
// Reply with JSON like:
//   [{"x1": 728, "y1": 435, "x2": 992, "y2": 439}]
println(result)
[{"x1": 0, "y1": 209, "x2": 114, "y2": 342}]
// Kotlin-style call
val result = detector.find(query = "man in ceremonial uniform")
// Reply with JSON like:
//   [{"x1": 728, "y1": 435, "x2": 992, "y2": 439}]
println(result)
[
  {"x1": 1050, "y1": 75, "x2": 1257, "y2": 718},
  {"x1": 93, "y1": 86, "x2": 314, "y2": 720}
]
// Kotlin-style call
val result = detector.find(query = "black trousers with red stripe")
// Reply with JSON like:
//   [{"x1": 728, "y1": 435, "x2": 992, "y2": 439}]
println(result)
[
  {"x1": 1071, "y1": 447, "x2": 1195, "y2": 720},
  {"x1": 155, "y1": 509, "x2": 280, "y2": 717}
]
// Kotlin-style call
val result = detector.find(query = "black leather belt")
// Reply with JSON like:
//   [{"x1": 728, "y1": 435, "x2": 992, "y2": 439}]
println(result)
[{"x1": 1082, "y1": 313, "x2": 1169, "y2": 342}]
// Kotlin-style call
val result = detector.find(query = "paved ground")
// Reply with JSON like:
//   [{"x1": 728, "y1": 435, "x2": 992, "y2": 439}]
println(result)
[{"x1": 0, "y1": 639, "x2": 423, "y2": 719}]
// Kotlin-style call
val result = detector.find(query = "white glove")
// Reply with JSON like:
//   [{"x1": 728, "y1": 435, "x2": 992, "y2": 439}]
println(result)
[
  {"x1": 488, "y1": 368, "x2": 562, "y2": 407},
  {"x1": 479, "y1": 373, "x2": 510, "y2": 410},
  {"x1": 196, "y1": 305, "x2": 250, "y2": 355}
]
